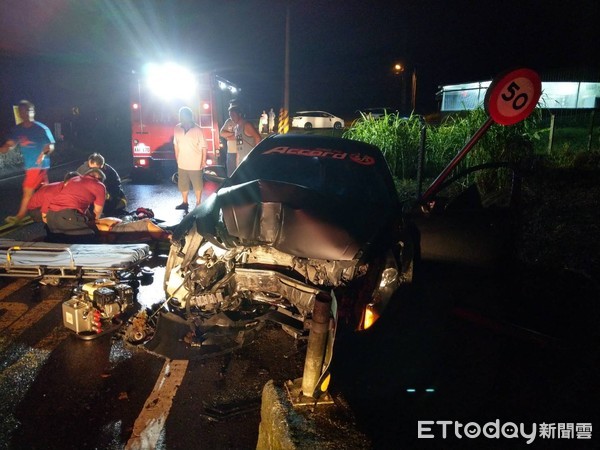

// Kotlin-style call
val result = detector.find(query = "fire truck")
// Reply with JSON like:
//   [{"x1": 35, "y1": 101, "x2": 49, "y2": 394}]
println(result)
[{"x1": 130, "y1": 63, "x2": 238, "y2": 176}]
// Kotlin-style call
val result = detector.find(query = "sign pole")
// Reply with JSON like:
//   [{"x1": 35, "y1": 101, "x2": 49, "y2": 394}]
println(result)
[
  {"x1": 422, "y1": 116, "x2": 494, "y2": 201},
  {"x1": 421, "y1": 67, "x2": 541, "y2": 203}
]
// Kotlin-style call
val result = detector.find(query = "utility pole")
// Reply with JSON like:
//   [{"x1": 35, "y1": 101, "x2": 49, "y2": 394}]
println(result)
[
  {"x1": 411, "y1": 67, "x2": 417, "y2": 113},
  {"x1": 393, "y1": 63, "x2": 407, "y2": 115},
  {"x1": 278, "y1": 2, "x2": 290, "y2": 134}
]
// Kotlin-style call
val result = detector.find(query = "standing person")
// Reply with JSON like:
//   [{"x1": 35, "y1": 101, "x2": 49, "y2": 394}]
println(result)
[
  {"x1": 77, "y1": 152, "x2": 127, "y2": 216},
  {"x1": 228, "y1": 105, "x2": 262, "y2": 165},
  {"x1": 268, "y1": 108, "x2": 276, "y2": 133},
  {"x1": 173, "y1": 106, "x2": 207, "y2": 211},
  {"x1": 219, "y1": 113, "x2": 238, "y2": 177},
  {"x1": 0, "y1": 100, "x2": 55, "y2": 224},
  {"x1": 259, "y1": 110, "x2": 268, "y2": 134},
  {"x1": 45, "y1": 168, "x2": 107, "y2": 241}
]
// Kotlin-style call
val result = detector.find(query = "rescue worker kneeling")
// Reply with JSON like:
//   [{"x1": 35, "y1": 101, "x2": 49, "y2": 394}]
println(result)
[
  {"x1": 27, "y1": 171, "x2": 79, "y2": 224},
  {"x1": 45, "y1": 168, "x2": 106, "y2": 243}
]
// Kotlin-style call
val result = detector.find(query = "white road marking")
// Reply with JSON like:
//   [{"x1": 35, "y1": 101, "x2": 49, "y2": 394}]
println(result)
[
  {"x1": 0, "y1": 325, "x2": 71, "y2": 444},
  {"x1": 126, "y1": 359, "x2": 189, "y2": 450},
  {"x1": 0, "y1": 298, "x2": 62, "y2": 353},
  {"x1": 14, "y1": 297, "x2": 62, "y2": 332},
  {"x1": 0, "y1": 302, "x2": 28, "y2": 331},
  {"x1": 0, "y1": 278, "x2": 30, "y2": 301}
]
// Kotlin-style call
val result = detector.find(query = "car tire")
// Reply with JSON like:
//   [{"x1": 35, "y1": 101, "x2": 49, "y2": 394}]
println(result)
[
  {"x1": 334, "y1": 122, "x2": 342, "y2": 129},
  {"x1": 304, "y1": 122, "x2": 313, "y2": 130}
]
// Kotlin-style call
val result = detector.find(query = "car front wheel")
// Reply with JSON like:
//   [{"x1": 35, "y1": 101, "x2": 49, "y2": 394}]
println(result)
[
  {"x1": 304, "y1": 122, "x2": 313, "y2": 129},
  {"x1": 334, "y1": 122, "x2": 342, "y2": 129}
]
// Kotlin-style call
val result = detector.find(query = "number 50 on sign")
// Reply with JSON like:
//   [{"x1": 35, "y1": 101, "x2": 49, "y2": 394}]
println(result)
[{"x1": 485, "y1": 68, "x2": 542, "y2": 126}]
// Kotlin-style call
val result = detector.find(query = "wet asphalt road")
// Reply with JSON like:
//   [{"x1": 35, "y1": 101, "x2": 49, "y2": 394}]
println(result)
[
  {"x1": 1, "y1": 164, "x2": 599, "y2": 449},
  {"x1": 0, "y1": 168, "x2": 307, "y2": 449}
]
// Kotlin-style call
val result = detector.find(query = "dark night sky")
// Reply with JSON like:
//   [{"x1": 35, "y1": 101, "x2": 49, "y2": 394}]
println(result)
[{"x1": 0, "y1": 0, "x2": 599, "y2": 121}]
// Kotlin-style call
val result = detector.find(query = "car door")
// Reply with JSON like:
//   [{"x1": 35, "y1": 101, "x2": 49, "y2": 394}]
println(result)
[
  {"x1": 311, "y1": 112, "x2": 323, "y2": 128},
  {"x1": 409, "y1": 163, "x2": 522, "y2": 269},
  {"x1": 324, "y1": 113, "x2": 334, "y2": 128}
]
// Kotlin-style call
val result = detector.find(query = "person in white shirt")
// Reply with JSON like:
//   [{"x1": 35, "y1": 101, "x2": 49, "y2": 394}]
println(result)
[
  {"x1": 173, "y1": 106, "x2": 207, "y2": 210},
  {"x1": 228, "y1": 105, "x2": 262, "y2": 166},
  {"x1": 268, "y1": 108, "x2": 276, "y2": 133},
  {"x1": 220, "y1": 115, "x2": 238, "y2": 176},
  {"x1": 259, "y1": 110, "x2": 268, "y2": 134}
]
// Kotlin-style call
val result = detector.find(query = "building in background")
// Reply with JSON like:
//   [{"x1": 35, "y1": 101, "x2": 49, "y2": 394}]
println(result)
[{"x1": 438, "y1": 80, "x2": 600, "y2": 112}]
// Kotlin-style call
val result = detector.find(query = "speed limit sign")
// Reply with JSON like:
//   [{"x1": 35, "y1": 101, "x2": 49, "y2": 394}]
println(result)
[{"x1": 484, "y1": 68, "x2": 542, "y2": 126}]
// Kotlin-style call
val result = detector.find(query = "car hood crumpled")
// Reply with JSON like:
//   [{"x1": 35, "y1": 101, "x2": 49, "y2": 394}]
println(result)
[{"x1": 173, "y1": 179, "x2": 392, "y2": 261}]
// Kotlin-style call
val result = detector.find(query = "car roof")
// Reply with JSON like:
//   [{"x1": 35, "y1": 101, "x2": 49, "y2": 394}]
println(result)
[
  {"x1": 359, "y1": 107, "x2": 395, "y2": 112},
  {"x1": 226, "y1": 133, "x2": 398, "y2": 206},
  {"x1": 294, "y1": 110, "x2": 334, "y2": 114},
  {"x1": 256, "y1": 133, "x2": 379, "y2": 153}
]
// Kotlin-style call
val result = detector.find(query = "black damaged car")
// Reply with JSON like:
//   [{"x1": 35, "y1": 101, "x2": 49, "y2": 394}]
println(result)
[{"x1": 130, "y1": 134, "x2": 418, "y2": 355}]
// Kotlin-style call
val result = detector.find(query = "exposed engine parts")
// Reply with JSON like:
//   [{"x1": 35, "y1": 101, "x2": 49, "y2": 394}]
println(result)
[{"x1": 62, "y1": 278, "x2": 135, "y2": 340}]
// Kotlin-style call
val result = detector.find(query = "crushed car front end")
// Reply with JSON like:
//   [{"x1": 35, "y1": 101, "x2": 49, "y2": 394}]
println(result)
[{"x1": 132, "y1": 135, "x2": 416, "y2": 352}]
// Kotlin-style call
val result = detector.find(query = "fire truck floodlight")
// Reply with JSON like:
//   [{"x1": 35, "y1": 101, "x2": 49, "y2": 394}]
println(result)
[
  {"x1": 145, "y1": 62, "x2": 197, "y2": 101},
  {"x1": 216, "y1": 76, "x2": 240, "y2": 95}
]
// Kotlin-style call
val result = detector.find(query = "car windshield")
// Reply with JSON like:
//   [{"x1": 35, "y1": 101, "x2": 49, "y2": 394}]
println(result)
[{"x1": 228, "y1": 141, "x2": 396, "y2": 207}]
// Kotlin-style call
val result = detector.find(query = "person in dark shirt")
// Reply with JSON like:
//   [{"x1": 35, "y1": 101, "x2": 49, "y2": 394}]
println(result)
[{"x1": 77, "y1": 153, "x2": 126, "y2": 216}]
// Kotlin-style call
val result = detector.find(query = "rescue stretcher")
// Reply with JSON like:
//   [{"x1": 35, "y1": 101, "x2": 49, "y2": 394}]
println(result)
[{"x1": 0, "y1": 239, "x2": 151, "y2": 282}]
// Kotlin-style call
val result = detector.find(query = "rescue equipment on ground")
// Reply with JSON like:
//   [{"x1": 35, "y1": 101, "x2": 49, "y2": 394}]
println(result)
[{"x1": 62, "y1": 278, "x2": 135, "y2": 340}]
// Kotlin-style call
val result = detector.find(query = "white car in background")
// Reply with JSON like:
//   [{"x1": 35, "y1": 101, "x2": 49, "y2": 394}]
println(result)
[{"x1": 291, "y1": 111, "x2": 345, "y2": 129}]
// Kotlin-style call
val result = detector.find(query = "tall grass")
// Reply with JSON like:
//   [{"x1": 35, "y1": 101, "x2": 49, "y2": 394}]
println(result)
[
  {"x1": 345, "y1": 107, "x2": 543, "y2": 188},
  {"x1": 344, "y1": 112, "x2": 424, "y2": 180},
  {"x1": 428, "y1": 108, "x2": 542, "y2": 173}
]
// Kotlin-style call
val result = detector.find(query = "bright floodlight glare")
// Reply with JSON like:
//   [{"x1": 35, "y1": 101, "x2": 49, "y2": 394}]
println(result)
[{"x1": 146, "y1": 63, "x2": 197, "y2": 100}]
